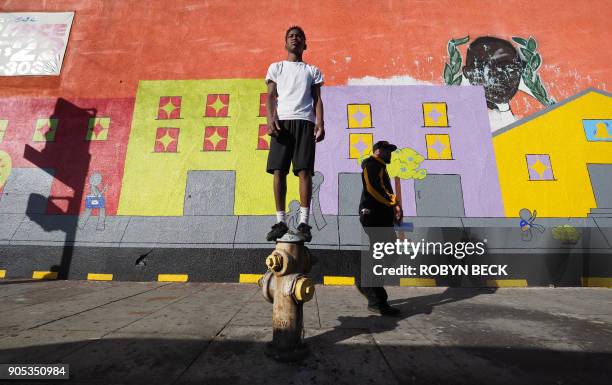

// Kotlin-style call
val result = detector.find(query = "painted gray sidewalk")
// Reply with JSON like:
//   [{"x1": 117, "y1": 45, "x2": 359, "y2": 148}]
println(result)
[
  {"x1": 0, "y1": 280, "x2": 610, "y2": 385},
  {"x1": 2, "y1": 213, "x2": 612, "y2": 250}
]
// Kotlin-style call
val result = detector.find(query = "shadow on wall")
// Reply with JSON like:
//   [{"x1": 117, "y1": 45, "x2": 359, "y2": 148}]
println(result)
[{"x1": 23, "y1": 98, "x2": 96, "y2": 280}]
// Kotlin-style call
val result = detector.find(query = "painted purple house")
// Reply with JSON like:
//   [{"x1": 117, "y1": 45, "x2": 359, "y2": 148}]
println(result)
[{"x1": 316, "y1": 85, "x2": 505, "y2": 217}]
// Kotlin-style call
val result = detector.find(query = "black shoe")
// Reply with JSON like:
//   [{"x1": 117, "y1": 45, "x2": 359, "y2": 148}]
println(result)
[
  {"x1": 266, "y1": 222, "x2": 288, "y2": 241},
  {"x1": 368, "y1": 303, "x2": 401, "y2": 317},
  {"x1": 295, "y1": 222, "x2": 312, "y2": 242}
]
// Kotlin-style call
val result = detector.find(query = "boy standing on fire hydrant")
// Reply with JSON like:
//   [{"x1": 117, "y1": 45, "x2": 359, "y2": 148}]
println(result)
[{"x1": 264, "y1": 26, "x2": 325, "y2": 243}]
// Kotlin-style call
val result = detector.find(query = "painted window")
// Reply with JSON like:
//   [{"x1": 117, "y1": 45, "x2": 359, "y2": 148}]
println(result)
[
  {"x1": 205, "y1": 94, "x2": 230, "y2": 117},
  {"x1": 525, "y1": 154, "x2": 555, "y2": 181},
  {"x1": 422, "y1": 102, "x2": 449, "y2": 127},
  {"x1": 0, "y1": 119, "x2": 7, "y2": 142},
  {"x1": 257, "y1": 124, "x2": 269, "y2": 150},
  {"x1": 583, "y1": 119, "x2": 612, "y2": 142},
  {"x1": 347, "y1": 104, "x2": 373, "y2": 128},
  {"x1": 32, "y1": 118, "x2": 58, "y2": 142},
  {"x1": 203, "y1": 126, "x2": 228, "y2": 151},
  {"x1": 157, "y1": 96, "x2": 181, "y2": 119},
  {"x1": 259, "y1": 93, "x2": 267, "y2": 117},
  {"x1": 349, "y1": 133, "x2": 373, "y2": 159},
  {"x1": 154, "y1": 127, "x2": 179, "y2": 153},
  {"x1": 86, "y1": 117, "x2": 110, "y2": 141},
  {"x1": 425, "y1": 134, "x2": 453, "y2": 159}
]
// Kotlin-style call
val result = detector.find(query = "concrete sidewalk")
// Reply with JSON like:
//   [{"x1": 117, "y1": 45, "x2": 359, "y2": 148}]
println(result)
[{"x1": 0, "y1": 280, "x2": 610, "y2": 385}]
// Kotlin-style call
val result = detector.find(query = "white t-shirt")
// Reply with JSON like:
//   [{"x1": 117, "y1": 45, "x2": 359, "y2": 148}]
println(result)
[{"x1": 265, "y1": 61, "x2": 324, "y2": 123}]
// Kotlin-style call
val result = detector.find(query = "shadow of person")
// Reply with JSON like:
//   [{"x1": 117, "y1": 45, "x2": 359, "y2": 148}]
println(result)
[
  {"x1": 23, "y1": 98, "x2": 96, "y2": 280},
  {"x1": 308, "y1": 287, "x2": 497, "y2": 348}
]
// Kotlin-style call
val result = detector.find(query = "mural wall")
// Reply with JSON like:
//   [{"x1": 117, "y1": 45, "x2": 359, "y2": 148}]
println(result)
[{"x1": 0, "y1": 0, "x2": 611, "y2": 226}]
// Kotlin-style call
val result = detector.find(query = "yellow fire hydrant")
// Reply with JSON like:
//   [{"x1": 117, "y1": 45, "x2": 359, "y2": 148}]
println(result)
[{"x1": 258, "y1": 234, "x2": 317, "y2": 361}]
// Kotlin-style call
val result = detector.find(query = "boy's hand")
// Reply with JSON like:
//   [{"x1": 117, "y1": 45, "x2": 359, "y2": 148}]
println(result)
[
  {"x1": 267, "y1": 120, "x2": 282, "y2": 137},
  {"x1": 314, "y1": 123, "x2": 325, "y2": 142}
]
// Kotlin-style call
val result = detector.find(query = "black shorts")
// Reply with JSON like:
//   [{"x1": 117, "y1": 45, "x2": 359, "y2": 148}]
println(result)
[{"x1": 266, "y1": 119, "x2": 316, "y2": 176}]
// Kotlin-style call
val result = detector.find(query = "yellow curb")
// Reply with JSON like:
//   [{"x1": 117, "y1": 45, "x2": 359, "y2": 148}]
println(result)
[
  {"x1": 323, "y1": 276, "x2": 355, "y2": 286},
  {"x1": 32, "y1": 271, "x2": 58, "y2": 280},
  {"x1": 486, "y1": 279, "x2": 527, "y2": 287},
  {"x1": 400, "y1": 278, "x2": 437, "y2": 287},
  {"x1": 581, "y1": 277, "x2": 612, "y2": 288},
  {"x1": 239, "y1": 274, "x2": 263, "y2": 284},
  {"x1": 157, "y1": 274, "x2": 188, "y2": 283},
  {"x1": 87, "y1": 273, "x2": 113, "y2": 281}
]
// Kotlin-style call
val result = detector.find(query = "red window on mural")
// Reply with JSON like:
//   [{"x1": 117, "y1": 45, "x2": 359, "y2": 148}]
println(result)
[
  {"x1": 203, "y1": 126, "x2": 228, "y2": 151},
  {"x1": 259, "y1": 93, "x2": 267, "y2": 117},
  {"x1": 204, "y1": 94, "x2": 230, "y2": 117},
  {"x1": 158, "y1": 96, "x2": 182, "y2": 120},
  {"x1": 257, "y1": 124, "x2": 270, "y2": 150},
  {"x1": 154, "y1": 127, "x2": 179, "y2": 152}
]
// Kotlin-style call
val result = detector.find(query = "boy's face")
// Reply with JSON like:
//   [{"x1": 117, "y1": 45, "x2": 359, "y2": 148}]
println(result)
[{"x1": 285, "y1": 29, "x2": 306, "y2": 54}]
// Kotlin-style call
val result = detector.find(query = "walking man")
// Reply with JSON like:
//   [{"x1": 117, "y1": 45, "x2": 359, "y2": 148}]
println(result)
[
  {"x1": 265, "y1": 26, "x2": 325, "y2": 242},
  {"x1": 358, "y1": 141, "x2": 402, "y2": 316}
]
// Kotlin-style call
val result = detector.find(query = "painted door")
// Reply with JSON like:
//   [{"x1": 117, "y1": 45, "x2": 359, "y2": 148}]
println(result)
[
  {"x1": 414, "y1": 174, "x2": 465, "y2": 217},
  {"x1": 588, "y1": 164, "x2": 612, "y2": 208}
]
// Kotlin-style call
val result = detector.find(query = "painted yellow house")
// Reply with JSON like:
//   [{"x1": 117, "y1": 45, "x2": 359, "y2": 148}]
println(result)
[{"x1": 493, "y1": 88, "x2": 612, "y2": 217}]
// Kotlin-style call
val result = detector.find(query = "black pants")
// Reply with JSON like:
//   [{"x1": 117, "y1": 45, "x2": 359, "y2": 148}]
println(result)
[{"x1": 357, "y1": 209, "x2": 396, "y2": 307}]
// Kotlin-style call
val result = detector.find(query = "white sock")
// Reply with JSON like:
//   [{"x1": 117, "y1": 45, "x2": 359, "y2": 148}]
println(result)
[
  {"x1": 299, "y1": 206, "x2": 309, "y2": 225},
  {"x1": 276, "y1": 211, "x2": 286, "y2": 223}
]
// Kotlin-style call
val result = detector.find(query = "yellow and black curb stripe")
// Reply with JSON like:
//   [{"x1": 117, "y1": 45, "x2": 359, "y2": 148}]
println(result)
[
  {"x1": 486, "y1": 279, "x2": 528, "y2": 287},
  {"x1": 32, "y1": 271, "x2": 58, "y2": 280},
  {"x1": 239, "y1": 274, "x2": 263, "y2": 284},
  {"x1": 0, "y1": 269, "x2": 611, "y2": 288},
  {"x1": 87, "y1": 273, "x2": 113, "y2": 281},
  {"x1": 581, "y1": 277, "x2": 612, "y2": 288},
  {"x1": 157, "y1": 274, "x2": 189, "y2": 282},
  {"x1": 323, "y1": 276, "x2": 355, "y2": 286}
]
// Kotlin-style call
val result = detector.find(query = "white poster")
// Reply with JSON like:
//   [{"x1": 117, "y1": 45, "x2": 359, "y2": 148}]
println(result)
[{"x1": 0, "y1": 12, "x2": 74, "y2": 76}]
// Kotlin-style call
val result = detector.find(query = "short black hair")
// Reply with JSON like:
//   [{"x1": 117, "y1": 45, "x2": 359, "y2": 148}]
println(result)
[{"x1": 285, "y1": 26, "x2": 306, "y2": 41}]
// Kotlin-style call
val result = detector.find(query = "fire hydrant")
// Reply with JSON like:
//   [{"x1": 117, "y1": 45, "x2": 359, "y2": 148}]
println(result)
[{"x1": 258, "y1": 234, "x2": 317, "y2": 362}]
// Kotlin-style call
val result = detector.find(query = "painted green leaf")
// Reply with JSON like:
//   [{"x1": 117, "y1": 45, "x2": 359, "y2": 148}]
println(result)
[
  {"x1": 527, "y1": 37, "x2": 537, "y2": 51},
  {"x1": 520, "y1": 48, "x2": 533, "y2": 59},
  {"x1": 450, "y1": 49, "x2": 459, "y2": 63},
  {"x1": 443, "y1": 63, "x2": 453, "y2": 84},
  {"x1": 512, "y1": 36, "x2": 527, "y2": 46},
  {"x1": 452, "y1": 76, "x2": 462, "y2": 85},
  {"x1": 455, "y1": 36, "x2": 469, "y2": 45},
  {"x1": 447, "y1": 42, "x2": 454, "y2": 57},
  {"x1": 531, "y1": 53, "x2": 541, "y2": 70}
]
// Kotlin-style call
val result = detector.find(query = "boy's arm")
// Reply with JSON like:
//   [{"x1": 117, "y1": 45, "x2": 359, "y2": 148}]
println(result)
[
  {"x1": 266, "y1": 81, "x2": 281, "y2": 136},
  {"x1": 312, "y1": 83, "x2": 325, "y2": 142}
]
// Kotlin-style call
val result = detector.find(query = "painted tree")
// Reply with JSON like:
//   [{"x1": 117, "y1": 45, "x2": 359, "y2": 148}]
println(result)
[{"x1": 385, "y1": 148, "x2": 427, "y2": 206}]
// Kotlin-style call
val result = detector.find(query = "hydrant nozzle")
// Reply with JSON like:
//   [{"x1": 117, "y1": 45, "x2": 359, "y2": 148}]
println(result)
[
  {"x1": 293, "y1": 277, "x2": 315, "y2": 302},
  {"x1": 266, "y1": 252, "x2": 283, "y2": 271}
]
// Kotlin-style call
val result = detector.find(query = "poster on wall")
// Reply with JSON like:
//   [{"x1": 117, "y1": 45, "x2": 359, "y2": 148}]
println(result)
[{"x1": 0, "y1": 12, "x2": 74, "y2": 76}]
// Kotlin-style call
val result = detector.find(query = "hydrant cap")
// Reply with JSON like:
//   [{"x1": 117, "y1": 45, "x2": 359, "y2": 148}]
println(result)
[
  {"x1": 294, "y1": 277, "x2": 315, "y2": 302},
  {"x1": 266, "y1": 253, "x2": 282, "y2": 271}
]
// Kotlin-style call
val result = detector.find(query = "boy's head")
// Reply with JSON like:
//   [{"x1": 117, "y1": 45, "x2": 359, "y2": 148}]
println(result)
[{"x1": 285, "y1": 26, "x2": 306, "y2": 54}]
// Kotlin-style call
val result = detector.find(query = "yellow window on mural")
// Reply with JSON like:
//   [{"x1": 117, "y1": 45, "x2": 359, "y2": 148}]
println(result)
[
  {"x1": 349, "y1": 133, "x2": 373, "y2": 159},
  {"x1": 426, "y1": 134, "x2": 453, "y2": 159},
  {"x1": 422, "y1": 102, "x2": 449, "y2": 127},
  {"x1": 33, "y1": 118, "x2": 58, "y2": 142},
  {"x1": 347, "y1": 104, "x2": 373, "y2": 128},
  {"x1": 0, "y1": 119, "x2": 8, "y2": 142},
  {"x1": 86, "y1": 117, "x2": 110, "y2": 141}
]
